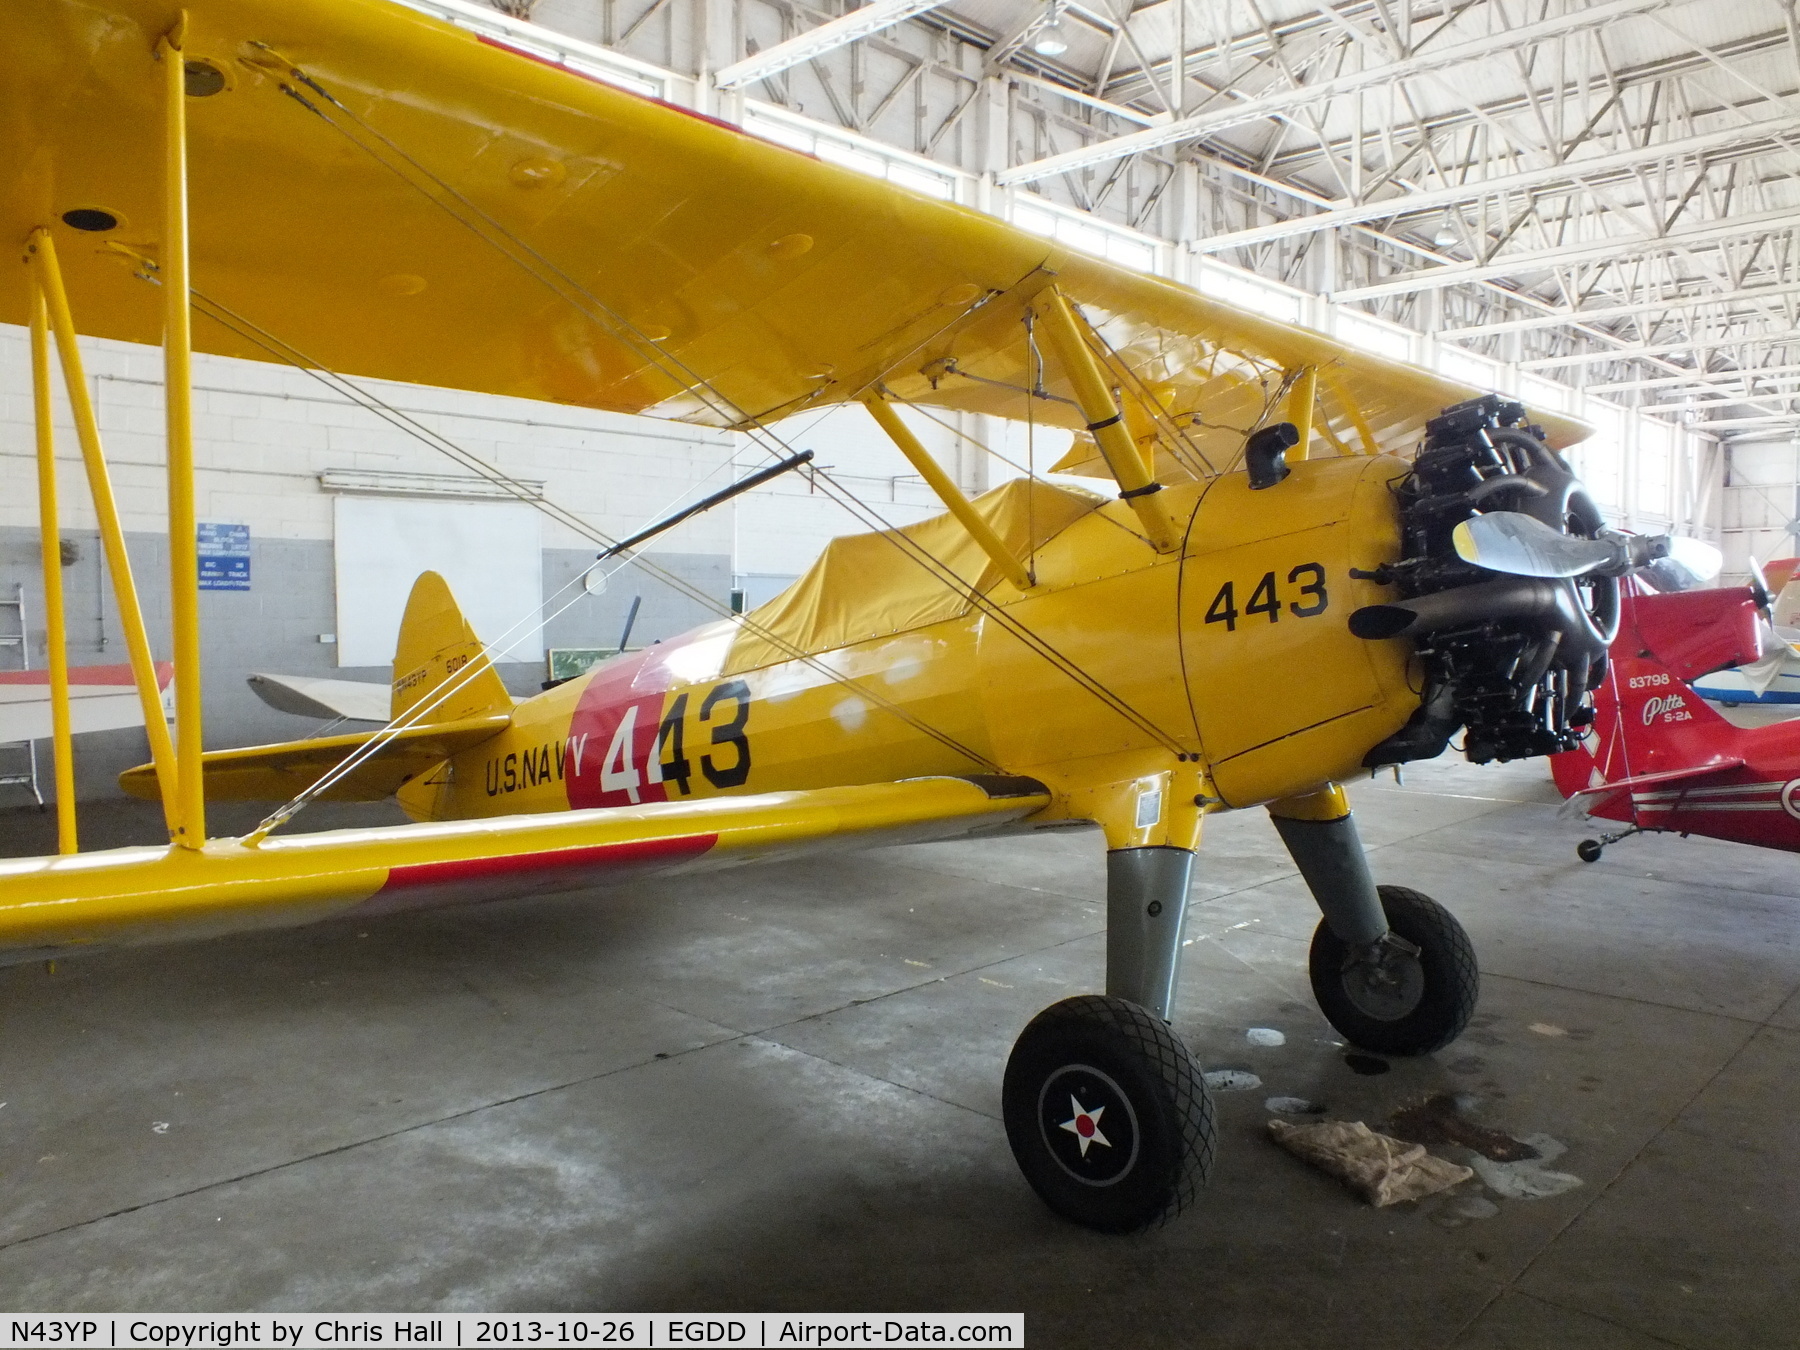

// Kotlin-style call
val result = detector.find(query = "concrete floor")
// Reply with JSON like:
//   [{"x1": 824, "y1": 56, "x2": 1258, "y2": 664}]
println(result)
[{"x1": 0, "y1": 756, "x2": 1795, "y2": 1348}]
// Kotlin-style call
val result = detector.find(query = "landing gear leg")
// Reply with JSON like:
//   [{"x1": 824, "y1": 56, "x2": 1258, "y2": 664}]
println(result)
[
  {"x1": 1104, "y1": 845, "x2": 1195, "y2": 1019},
  {"x1": 1001, "y1": 846, "x2": 1216, "y2": 1232},
  {"x1": 1272, "y1": 799, "x2": 1478, "y2": 1056}
]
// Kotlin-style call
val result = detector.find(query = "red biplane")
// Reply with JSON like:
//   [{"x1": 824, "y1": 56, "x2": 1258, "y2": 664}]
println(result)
[{"x1": 1552, "y1": 579, "x2": 1800, "y2": 859}]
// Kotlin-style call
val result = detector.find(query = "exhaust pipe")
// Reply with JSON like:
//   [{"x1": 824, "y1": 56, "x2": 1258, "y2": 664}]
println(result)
[{"x1": 1352, "y1": 577, "x2": 1571, "y2": 641}]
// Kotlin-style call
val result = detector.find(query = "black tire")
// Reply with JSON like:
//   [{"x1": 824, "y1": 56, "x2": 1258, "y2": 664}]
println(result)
[
  {"x1": 1309, "y1": 885, "x2": 1478, "y2": 1056},
  {"x1": 1002, "y1": 995, "x2": 1215, "y2": 1233},
  {"x1": 1576, "y1": 839, "x2": 1604, "y2": 863}
]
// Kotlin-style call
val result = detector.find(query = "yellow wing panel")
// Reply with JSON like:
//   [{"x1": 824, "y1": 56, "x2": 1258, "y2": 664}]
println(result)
[
  {"x1": 1, "y1": 0, "x2": 1586, "y2": 465},
  {"x1": 0, "y1": 774, "x2": 1049, "y2": 957}
]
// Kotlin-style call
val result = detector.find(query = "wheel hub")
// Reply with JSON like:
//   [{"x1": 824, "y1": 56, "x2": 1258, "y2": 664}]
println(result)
[
  {"x1": 1035, "y1": 1063, "x2": 1141, "y2": 1187},
  {"x1": 1342, "y1": 934, "x2": 1426, "y2": 1022}
]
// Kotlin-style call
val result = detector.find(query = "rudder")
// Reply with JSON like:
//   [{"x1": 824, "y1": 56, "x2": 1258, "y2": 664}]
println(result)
[
  {"x1": 391, "y1": 572, "x2": 514, "y2": 723},
  {"x1": 1552, "y1": 586, "x2": 1748, "y2": 802}
]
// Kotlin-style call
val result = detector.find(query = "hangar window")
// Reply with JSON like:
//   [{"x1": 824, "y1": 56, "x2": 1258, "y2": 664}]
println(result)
[
  {"x1": 1336, "y1": 310, "x2": 1413, "y2": 363},
  {"x1": 1014, "y1": 200, "x2": 1159, "y2": 274},
  {"x1": 1572, "y1": 400, "x2": 1627, "y2": 514},
  {"x1": 1636, "y1": 418, "x2": 1676, "y2": 522},
  {"x1": 1193, "y1": 260, "x2": 1302, "y2": 323},
  {"x1": 1435, "y1": 345, "x2": 1502, "y2": 390},
  {"x1": 1519, "y1": 375, "x2": 1571, "y2": 415},
  {"x1": 744, "y1": 106, "x2": 957, "y2": 201}
]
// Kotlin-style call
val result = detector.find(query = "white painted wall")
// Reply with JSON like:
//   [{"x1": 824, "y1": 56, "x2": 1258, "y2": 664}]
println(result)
[
  {"x1": 332, "y1": 496, "x2": 545, "y2": 666},
  {"x1": 0, "y1": 324, "x2": 737, "y2": 550}
]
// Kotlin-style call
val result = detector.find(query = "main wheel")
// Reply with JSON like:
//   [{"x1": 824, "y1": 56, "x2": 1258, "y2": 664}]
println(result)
[
  {"x1": 1002, "y1": 995, "x2": 1215, "y2": 1233},
  {"x1": 1309, "y1": 885, "x2": 1477, "y2": 1056}
]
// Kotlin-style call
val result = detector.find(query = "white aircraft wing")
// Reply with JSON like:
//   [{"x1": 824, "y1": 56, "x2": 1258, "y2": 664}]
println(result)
[
  {"x1": 247, "y1": 673, "x2": 392, "y2": 723},
  {"x1": 0, "y1": 664, "x2": 174, "y2": 741}
]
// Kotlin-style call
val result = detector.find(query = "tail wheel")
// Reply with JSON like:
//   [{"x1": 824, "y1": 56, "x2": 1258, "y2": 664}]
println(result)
[
  {"x1": 1309, "y1": 885, "x2": 1478, "y2": 1056},
  {"x1": 1002, "y1": 995, "x2": 1215, "y2": 1233}
]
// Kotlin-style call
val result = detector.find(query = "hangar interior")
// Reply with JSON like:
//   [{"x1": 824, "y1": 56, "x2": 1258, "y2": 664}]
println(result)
[{"x1": 1, "y1": 0, "x2": 1797, "y2": 1343}]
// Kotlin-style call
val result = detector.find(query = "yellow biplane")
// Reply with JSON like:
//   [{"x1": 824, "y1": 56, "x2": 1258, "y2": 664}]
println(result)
[{"x1": 3, "y1": 0, "x2": 1646, "y2": 1232}]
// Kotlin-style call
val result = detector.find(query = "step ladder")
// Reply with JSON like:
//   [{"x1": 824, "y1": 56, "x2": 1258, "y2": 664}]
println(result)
[{"x1": 0, "y1": 583, "x2": 43, "y2": 807}]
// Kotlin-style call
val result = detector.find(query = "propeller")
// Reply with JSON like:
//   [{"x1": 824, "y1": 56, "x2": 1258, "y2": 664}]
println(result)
[
  {"x1": 1744, "y1": 553, "x2": 1775, "y2": 616},
  {"x1": 1452, "y1": 511, "x2": 1722, "y2": 587}
]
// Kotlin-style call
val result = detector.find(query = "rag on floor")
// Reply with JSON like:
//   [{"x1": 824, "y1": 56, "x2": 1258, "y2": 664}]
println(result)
[{"x1": 1268, "y1": 1117, "x2": 1474, "y2": 1207}]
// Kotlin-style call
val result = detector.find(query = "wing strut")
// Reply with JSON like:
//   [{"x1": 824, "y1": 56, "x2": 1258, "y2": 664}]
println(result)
[
  {"x1": 1032, "y1": 290, "x2": 1181, "y2": 552},
  {"x1": 27, "y1": 231, "x2": 179, "y2": 842},
  {"x1": 861, "y1": 395, "x2": 1035, "y2": 592},
  {"x1": 1284, "y1": 366, "x2": 1319, "y2": 462},
  {"x1": 27, "y1": 288, "x2": 76, "y2": 854},
  {"x1": 160, "y1": 18, "x2": 206, "y2": 849}
]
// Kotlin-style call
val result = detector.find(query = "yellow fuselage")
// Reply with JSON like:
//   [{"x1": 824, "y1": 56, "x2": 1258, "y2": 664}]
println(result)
[
  {"x1": 413, "y1": 454, "x2": 1417, "y2": 850},
  {"x1": 0, "y1": 454, "x2": 1417, "y2": 957}
]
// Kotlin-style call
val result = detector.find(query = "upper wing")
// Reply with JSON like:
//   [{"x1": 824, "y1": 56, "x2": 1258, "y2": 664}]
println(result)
[
  {"x1": 1, "y1": 0, "x2": 1587, "y2": 481},
  {"x1": 0, "y1": 774, "x2": 1049, "y2": 958},
  {"x1": 117, "y1": 712, "x2": 512, "y2": 802}
]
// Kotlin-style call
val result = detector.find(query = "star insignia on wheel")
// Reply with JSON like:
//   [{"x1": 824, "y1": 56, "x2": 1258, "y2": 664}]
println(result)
[{"x1": 1059, "y1": 1096, "x2": 1111, "y2": 1157}]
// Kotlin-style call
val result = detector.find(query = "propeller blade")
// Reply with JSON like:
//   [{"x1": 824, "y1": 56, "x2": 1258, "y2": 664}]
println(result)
[
  {"x1": 1637, "y1": 536, "x2": 1724, "y2": 593},
  {"x1": 1451, "y1": 512, "x2": 1625, "y2": 578},
  {"x1": 1669, "y1": 536, "x2": 1723, "y2": 584},
  {"x1": 1456, "y1": 511, "x2": 1722, "y2": 589},
  {"x1": 1746, "y1": 554, "x2": 1774, "y2": 616}
]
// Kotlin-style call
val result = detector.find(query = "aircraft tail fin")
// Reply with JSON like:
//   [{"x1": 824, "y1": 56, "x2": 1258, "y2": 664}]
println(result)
[
  {"x1": 1552, "y1": 586, "x2": 1751, "y2": 808},
  {"x1": 390, "y1": 572, "x2": 515, "y2": 723}
]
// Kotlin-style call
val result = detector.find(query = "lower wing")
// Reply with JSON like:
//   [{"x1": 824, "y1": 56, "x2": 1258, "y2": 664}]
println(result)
[{"x1": 0, "y1": 775, "x2": 1048, "y2": 960}]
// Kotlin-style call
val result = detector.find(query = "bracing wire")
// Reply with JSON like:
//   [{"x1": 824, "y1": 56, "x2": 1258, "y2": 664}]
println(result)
[
  {"x1": 248, "y1": 545, "x2": 653, "y2": 837},
  {"x1": 239, "y1": 54, "x2": 1190, "y2": 765},
  {"x1": 1065, "y1": 306, "x2": 1219, "y2": 482},
  {"x1": 182, "y1": 294, "x2": 1008, "y2": 825},
  {"x1": 249, "y1": 551, "x2": 607, "y2": 837}
]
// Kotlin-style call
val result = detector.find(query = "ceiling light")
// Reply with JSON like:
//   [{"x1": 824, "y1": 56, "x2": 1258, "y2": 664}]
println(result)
[
  {"x1": 1432, "y1": 221, "x2": 1459, "y2": 248},
  {"x1": 1032, "y1": 6, "x2": 1069, "y2": 57}
]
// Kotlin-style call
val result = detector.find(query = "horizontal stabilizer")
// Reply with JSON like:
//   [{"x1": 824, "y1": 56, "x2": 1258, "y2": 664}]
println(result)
[
  {"x1": 1558, "y1": 758, "x2": 1745, "y2": 817},
  {"x1": 119, "y1": 714, "x2": 511, "y2": 804},
  {"x1": 248, "y1": 673, "x2": 392, "y2": 723}
]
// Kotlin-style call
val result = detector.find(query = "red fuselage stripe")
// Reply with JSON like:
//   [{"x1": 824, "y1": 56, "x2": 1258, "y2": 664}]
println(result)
[
  {"x1": 380, "y1": 832, "x2": 717, "y2": 891},
  {"x1": 0, "y1": 662, "x2": 174, "y2": 688}
]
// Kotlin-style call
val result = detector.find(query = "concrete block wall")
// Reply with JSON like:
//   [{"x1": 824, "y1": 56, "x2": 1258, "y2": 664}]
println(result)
[{"x1": 0, "y1": 322, "x2": 992, "y2": 804}]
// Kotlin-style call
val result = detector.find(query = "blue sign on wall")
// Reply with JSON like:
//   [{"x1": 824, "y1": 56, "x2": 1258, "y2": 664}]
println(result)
[{"x1": 198, "y1": 522, "x2": 251, "y2": 591}]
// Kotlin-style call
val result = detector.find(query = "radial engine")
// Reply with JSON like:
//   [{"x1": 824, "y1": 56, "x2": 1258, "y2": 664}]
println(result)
[{"x1": 1350, "y1": 394, "x2": 1618, "y2": 767}]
